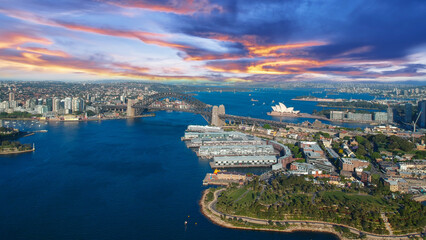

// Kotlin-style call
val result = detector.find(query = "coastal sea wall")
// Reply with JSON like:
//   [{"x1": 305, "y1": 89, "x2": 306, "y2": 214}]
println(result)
[{"x1": 0, "y1": 148, "x2": 34, "y2": 155}]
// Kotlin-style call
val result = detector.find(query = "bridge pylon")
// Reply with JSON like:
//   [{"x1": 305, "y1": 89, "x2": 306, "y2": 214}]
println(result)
[
  {"x1": 211, "y1": 104, "x2": 225, "y2": 126},
  {"x1": 127, "y1": 99, "x2": 138, "y2": 117}
]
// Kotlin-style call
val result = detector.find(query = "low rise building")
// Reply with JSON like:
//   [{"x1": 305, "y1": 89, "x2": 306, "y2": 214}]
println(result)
[
  {"x1": 198, "y1": 144, "x2": 275, "y2": 158},
  {"x1": 399, "y1": 160, "x2": 426, "y2": 171},
  {"x1": 308, "y1": 158, "x2": 335, "y2": 173},
  {"x1": 361, "y1": 171, "x2": 371, "y2": 183},
  {"x1": 378, "y1": 161, "x2": 398, "y2": 174},
  {"x1": 383, "y1": 178, "x2": 408, "y2": 192},
  {"x1": 300, "y1": 141, "x2": 324, "y2": 154},
  {"x1": 330, "y1": 111, "x2": 344, "y2": 121},
  {"x1": 326, "y1": 147, "x2": 340, "y2": 160},
  {"x1": 289, "y1": 162, "x2": 322, "y2": 175},
  {"x1": 374, "y1": 112, "x2": 388, "y2": 122},
  {"x1": 187, "y1": 125, "x2": 223, "y2": 133},
  {"x1": 202, "y1": 172, "x2": 247, "y2": 186},
  {"x1": 211, "y1": 155, "x2": 277, "y2": 168},
  {"x1": 340, "y1": 158, "x2": 369, "y2": 172},
  {"x1": 346, "y1": 112, "x2": 372, "y2": 122}
]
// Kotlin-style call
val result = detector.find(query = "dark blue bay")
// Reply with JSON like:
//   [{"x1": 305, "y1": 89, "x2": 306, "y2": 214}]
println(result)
[{"x1": 0, "y1": 89, "x2": 358, "y2": 240}]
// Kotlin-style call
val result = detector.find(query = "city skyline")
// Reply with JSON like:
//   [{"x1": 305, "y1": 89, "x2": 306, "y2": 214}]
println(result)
[{"x1": 1, "y1": 0, "x2": 426, "y2": 84}]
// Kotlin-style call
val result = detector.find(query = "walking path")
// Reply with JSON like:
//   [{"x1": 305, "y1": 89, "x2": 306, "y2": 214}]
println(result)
[
  {"x1": 381, "y1": 213, "x2": 393, "y2": 235},
  {"x1": 200, "y1": 189, "x2": 424, "y2": 240}
]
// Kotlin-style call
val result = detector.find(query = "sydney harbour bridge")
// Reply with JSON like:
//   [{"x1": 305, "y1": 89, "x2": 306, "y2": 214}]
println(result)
[{"x1": 98, "y1": 92, "x2": 294, "y2": 128}]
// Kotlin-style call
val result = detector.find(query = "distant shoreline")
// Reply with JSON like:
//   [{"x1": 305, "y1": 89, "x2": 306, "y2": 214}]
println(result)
[
  {"x1": 1, "y1": 114, "x2": 155, "y2": 123},
  {"x1": 0, "y1": 118, "x2": 35, "y2": 120}
]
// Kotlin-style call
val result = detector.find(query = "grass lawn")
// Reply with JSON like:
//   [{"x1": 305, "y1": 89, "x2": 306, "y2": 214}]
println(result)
[{"x1": 321, "y1": 191, "x2": 388, "y2": 208}]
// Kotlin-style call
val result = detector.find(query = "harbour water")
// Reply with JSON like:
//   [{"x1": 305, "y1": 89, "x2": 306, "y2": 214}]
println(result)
[
  {"x1": 195, "y1": 88, "x2": 376, "y2": 128},
  {"x1": 0, "y1": 89, "x2": 369, "y2": 240}
]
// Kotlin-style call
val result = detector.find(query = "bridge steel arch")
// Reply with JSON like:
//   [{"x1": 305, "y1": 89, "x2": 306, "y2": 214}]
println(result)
[{"x1": 132, "y1": 92, "x2": 213, "y2": 122}]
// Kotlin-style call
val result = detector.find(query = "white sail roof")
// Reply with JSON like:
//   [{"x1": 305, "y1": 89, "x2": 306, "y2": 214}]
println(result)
[{"x1": 271, "y1": 102, "x2": 299, "y2": 114}]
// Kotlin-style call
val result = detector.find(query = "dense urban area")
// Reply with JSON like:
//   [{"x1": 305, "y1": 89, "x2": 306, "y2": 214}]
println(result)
[{"x1": 1, "y1": 80, "x2": 425, "y2": 239}]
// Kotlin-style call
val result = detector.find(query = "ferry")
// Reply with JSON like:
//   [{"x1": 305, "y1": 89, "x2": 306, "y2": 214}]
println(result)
[{"x1": 33, "y1": 130, "x2": 48, "y2": 133}]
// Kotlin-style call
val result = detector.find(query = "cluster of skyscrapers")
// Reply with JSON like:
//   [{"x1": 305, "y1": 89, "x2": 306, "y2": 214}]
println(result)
[
  {"x1": 0, "y1": 92, "x2": 87, "y2": 116},
  {"x1": 330, "y1": 100, "x2": 426, "y2": 129}
]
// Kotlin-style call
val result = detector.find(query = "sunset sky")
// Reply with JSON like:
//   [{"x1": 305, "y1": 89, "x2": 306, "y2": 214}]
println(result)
[{"x1": 1, "y1": 0, "x2": 426, "y2": 84}]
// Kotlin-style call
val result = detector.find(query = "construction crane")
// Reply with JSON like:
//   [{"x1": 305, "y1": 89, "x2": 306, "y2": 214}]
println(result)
[{"x1": 412, "y1": 110, "x2": 422, "y2": 143}]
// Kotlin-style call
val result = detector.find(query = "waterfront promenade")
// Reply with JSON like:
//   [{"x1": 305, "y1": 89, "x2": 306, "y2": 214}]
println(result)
[{"x1": 200, "y1": 189, "x2": 424, "y2": 240}]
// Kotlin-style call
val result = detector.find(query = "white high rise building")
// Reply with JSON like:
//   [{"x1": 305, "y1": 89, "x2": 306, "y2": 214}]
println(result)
[
  {"x1": 64, "y1": 97, "x2": 72, "y2": 114},
  {"x1": 53, "y1": 97, "x2": 61, "y2": 113}
]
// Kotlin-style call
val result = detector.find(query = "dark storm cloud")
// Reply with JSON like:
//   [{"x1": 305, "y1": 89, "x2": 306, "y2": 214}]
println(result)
[
  {"x1": 171, "y1": 0, "x2": 426, "y2": 60},
  {"x1": 1, "y1": 0, "x2": 425, "y2": 82}
]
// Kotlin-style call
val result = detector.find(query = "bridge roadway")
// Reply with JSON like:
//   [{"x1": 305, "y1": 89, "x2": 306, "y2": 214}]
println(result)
[
  {"x1": 98, "y1": 105, "x2": 210, "y2": 115},
  {"x1": 219, "y1": 114, "x2": 338, "y2": 133},
  {"x1": 98, "y1": 105, "x2": 338, "y2": 133},
  {"x1": 98, "y1": 106, "x2": 291, "y2": 127}
]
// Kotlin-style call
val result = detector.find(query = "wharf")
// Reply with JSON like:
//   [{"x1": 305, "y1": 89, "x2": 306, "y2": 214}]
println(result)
[
  {"x1": 202, "y1": 173, "x2": 247, "y2": 186},
  {"x1": 209, "y1": 162, "x2": 273, "y2": 169}
]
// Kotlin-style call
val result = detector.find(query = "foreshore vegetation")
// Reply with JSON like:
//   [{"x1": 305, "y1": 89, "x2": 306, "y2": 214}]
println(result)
[
  {"x1": 0, "y1": 140, "x2": 33, "y2": 153},
  {"x1": 215, "y1": 175, "x2": 425, "y2": 235}
]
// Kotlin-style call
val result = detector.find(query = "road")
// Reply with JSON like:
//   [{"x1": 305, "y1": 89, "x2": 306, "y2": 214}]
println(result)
[{"x1": 205, "y1": 189, "x2": 423, "y2": 240}]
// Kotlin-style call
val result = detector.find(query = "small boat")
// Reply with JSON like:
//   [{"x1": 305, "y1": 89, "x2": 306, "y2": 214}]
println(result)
[
  {"x1": 34, "y1": 130, "x2": 48, "y2": 133},
  {"x1": 250, "y1": 98, "x2": 258, "y2": 102}
]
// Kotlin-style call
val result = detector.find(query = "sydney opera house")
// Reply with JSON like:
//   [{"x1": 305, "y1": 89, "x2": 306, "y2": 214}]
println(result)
[{"x1": 267, "y1": 102, "x2": 300, "y2": 116}]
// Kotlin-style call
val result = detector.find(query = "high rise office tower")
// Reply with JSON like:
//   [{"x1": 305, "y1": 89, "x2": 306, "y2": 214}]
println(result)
[
  {"x1": 8, "y1": 92, "x2": 14, "y2": 102},
  {"x1": 418, "y1": 100, "x2": 426, "y2": 129},
  {"x1": 405, "y1": 103, "x2": 412, "y2": 123},
  {"x1": 387, "y1": 107, "x2": 394, "y2": 123}
]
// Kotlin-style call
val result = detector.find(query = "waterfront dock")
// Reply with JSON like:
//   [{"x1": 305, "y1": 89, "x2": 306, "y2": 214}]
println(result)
[{"x1": 202, "y1": 172, "x2": 247, "y2": 186}]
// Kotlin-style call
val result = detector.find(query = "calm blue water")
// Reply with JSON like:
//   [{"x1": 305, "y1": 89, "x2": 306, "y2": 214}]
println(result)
[
  {"x1": 0, "y1": 89, "x2": 357, "y2": 240},
  {"x1": 195, "y1": 88, "x2": 375, "y2": 128}
]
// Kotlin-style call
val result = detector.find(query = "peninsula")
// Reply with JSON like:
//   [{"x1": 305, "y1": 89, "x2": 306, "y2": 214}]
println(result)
[
  {"x1": 200, "y1": 175, "x2": 425, "y2": 240},
  {"x1": 0, "y1": 140, "x2": 34, "y2": 155}
]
